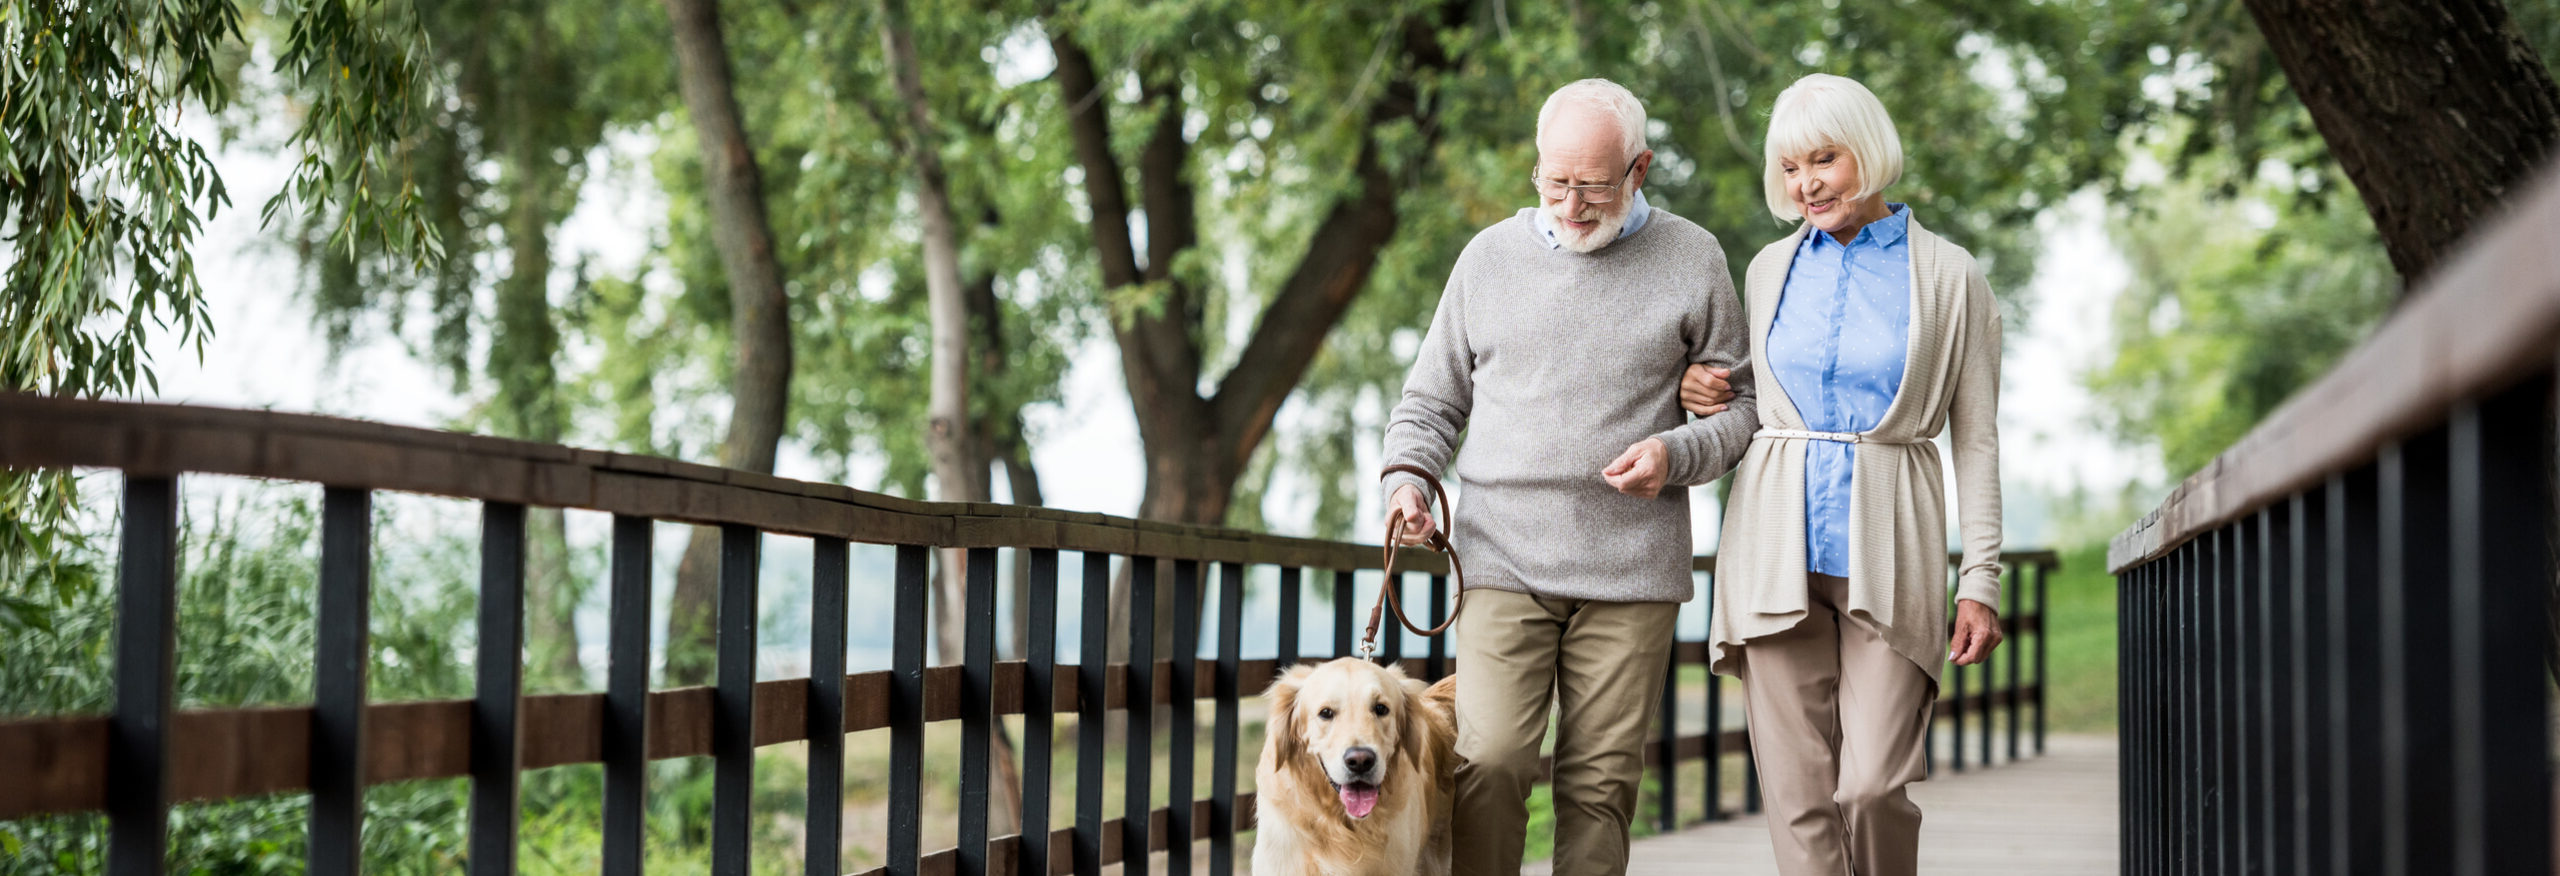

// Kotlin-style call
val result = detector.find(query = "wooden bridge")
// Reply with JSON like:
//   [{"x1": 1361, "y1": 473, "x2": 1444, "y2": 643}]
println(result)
[
  {"x1": 1550, "y1": 735, "x2": 2119, "y2": 875},
  {"x1": 0, "y1": 389, "x2": 2057, "y2": 875}
]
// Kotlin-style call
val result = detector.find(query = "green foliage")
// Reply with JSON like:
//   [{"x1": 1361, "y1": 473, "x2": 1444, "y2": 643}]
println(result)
[
  {"x1": 0, "y1": 0, "x2": 440, "y2": 628},
  {"x1": 2089, "y1": 134, "x2": 2395, "y2": 477}
]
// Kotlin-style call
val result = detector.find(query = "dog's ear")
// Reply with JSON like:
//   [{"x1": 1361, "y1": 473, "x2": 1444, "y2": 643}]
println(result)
[
  {"x1": 1265, "y1": 664, "x2": 1315, "y2": 765},
  {"x1": 1394, "y1": 676, "x2": 1432, "y2": 773}
]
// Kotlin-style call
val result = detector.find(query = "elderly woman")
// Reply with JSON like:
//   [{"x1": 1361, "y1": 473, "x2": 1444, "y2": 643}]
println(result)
[{"x1": 1682, "y1": 73, "x2": 2005, "y2": 876}]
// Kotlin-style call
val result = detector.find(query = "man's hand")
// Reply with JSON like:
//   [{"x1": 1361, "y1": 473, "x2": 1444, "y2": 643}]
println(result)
[
  {"x1": 1948, "y1": 599, "x2": 2004, "y2": 666},
  {"x1": 1387, "y1": 484, "x2": 1437, "y2": 545},
  {"x1": 1602, "y1": 438, "x2": 1670, "y2": 498},
  {"x1": 1681, "y1": 364, "x2": 1735, "y2": 416}
]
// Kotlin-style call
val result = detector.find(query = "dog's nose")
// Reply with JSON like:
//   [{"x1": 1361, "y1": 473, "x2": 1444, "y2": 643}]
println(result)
[{"x1": 1343, "y1": 747, "x2": 1378, "y2": 775}]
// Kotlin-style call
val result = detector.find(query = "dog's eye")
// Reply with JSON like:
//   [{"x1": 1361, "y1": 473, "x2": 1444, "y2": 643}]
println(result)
[
  {"x1": 1371, "y1": 702, "x2": 1390, "y2": 717},
  {"x1": 1317, "y1": 707, "x2": 1334, "y2": 721}
]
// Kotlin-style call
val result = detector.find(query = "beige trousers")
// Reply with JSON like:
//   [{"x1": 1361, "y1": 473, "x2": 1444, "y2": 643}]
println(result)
[
  {"x1": 1451, "y1": 589, "x2": 1679, "y2": 876},
  {"x1": 1735, "y1": 573, "x2": 1935, "y2": 876}
]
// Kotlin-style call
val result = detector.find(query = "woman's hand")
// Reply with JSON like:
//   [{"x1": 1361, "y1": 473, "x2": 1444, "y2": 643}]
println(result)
[
  {"x1": 1948, "y1": 599, "x2": 2004, "y2": 665},
  {"x1": 1386, "y1": 484, "x2": 1437, "y2": 545},
  {"x1": 1681, "y1": 364, "x2": 1736, "y2": 416}
]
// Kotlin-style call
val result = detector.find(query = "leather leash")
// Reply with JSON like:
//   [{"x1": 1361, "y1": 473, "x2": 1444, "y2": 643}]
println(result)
[{"x1": 1362, "y1": 463, "x2": 1467, "y2": 657}]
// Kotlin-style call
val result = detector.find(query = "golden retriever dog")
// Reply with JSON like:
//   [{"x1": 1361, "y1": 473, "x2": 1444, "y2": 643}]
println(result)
[{"x1": 1251, "y1": 658, "x2": 1460, "y2": 876}]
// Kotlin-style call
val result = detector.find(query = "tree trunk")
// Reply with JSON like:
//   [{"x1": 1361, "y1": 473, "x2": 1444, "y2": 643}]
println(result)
[
  {"x1": 2239, "y1": 0, "x2": 2560, "y2": 285},
  {"x1": 491, "y1": 58, "x2": 582, "y2": 689},
  {"x1": 661, "y1": 0, "x2": 796, "y2": 688},
  {"x1": 880, "y1": 0, "x2": 1025, "y2": 836},
  {"x1": 1044, "y1": 2, "x2": 1468, "y2": 672}
]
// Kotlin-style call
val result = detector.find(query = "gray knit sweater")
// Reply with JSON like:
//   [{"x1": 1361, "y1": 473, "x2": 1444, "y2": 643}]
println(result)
[{"x1": 1381, "y1": 207, "x2": 1758, "y2": 603}]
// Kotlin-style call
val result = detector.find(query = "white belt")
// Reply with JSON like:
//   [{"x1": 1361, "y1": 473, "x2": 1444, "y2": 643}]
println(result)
[{"x1": 1755, "y1": 428, "x2": 1923, "y2": 445}]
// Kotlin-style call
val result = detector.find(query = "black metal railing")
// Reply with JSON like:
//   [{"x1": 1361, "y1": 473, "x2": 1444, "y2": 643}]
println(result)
[
  {"x1": 0, "y1": 393, "x2": 2053, "y2": 875},
  {"x1": 2111, "y1": 164, "x2": 2560, "y2": 875}
]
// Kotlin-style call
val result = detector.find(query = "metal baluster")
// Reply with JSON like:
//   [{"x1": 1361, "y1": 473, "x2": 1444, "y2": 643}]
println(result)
[
  {"x1": 2291, "y1": 490, "x2": 2328, "y2": 874},
  {"x1": 712, "y1": 525, "x2": 761, "y2": 876},
  {"x1": 1950, "y1": 634, "x2": 1966, "y2": 773},
  {"x1": 2331, "y1": 471, "x2": 2382, "y2": 872},
  {"x1": 2258, "y1": 507, "x2": 2293, "y2": 876},
  {"x1": 1075, "y1": 553, "x2": 1111, "y2": 876},
  {"x1": 2386, "y1": 432, "x2": 2458, "y2": 874},
  {"x1": 1427, "y1": 574, "x2": 1449, "y2": 681},
  {"x1": 1656, "y1": 644, "x2": 1678, "y2": 833},
  {"x1": 2005, "y1": 564, "x2": 2021, "y2": 764},
  {"x1": 1380, "y1": 573, "x2": 1404, "y2": 668},
  {"x1": 310, "y1": 487, "x2": 371, "y2": 876},
  {"x1": 1211, "y1": 562, "x2": 1243, "y2": 875},
  {"x1": 2231, "y1": 522, "x2": 2254, "y2": 871},
  {"x1": 1333, "y1": 570, "x2": 1355, "y2": 659},
  {"x1": 603, "y1": 517, "x2": 653, "y2": 876},
  {"x1": 1742, "y1": 751, "x2": 1761, "y2": 814},
  {"x1": 807, "y1": 537, "x2": 849, "y2": 876},
  {"x1": 2116, "y1": 562, "x2": 2131, "y2": 873},
  {"x1": 2182, "y1": 541, "x2": 2199, "y2": 871},
  {"x1": 1168, "y1": 560, "x2": 1198, "y2": 876},
  {"x1": 960, "y1": 547, "x2": 997, "y2": 876},
  {"x1": 2202, "y1": 536, "x2": 2220, "y2": 872},
  {"x1": 1023, "y1": 549, "x2": 1061, "y2": 876},
  {"x1": 2447, "y1": 380, "x2": 2555, "y2": 875},
  {"x1": 1703, "y1": 572, "x2": 1723, "y2": 821},
  {"x1": 890, "y1": 545, "x2": 929, "y2": 876},
  {"x1": 108, "y1": 475, "x2": 179, "y2": 876},
  {"x1": 1277, "y1": 567, "x2": 1302, "y2": 670},
  {"x1": 469, "y1": 502, "x2": 527, "y2": 876},
  {"x1": 1127, "y1": 558, "x2": 1157, "y2": 876},
  {"x1": 2033, "y1": 560, "x2": 2049, "y2": 755}
]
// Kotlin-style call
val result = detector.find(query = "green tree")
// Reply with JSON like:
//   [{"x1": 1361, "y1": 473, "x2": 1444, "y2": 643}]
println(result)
[
  {"x1": 2087, "y1": 0, "x2": 2560, "y2": 477},
  {"x1": 2090, "y1": 151, "x2": 2396, "y2": 476},
  {"x1": 292, "y1": 0, "x2": 668, "y2": 687},
  {"x1": 1, "y1": 0, "x2": 441, "y2": 628}
]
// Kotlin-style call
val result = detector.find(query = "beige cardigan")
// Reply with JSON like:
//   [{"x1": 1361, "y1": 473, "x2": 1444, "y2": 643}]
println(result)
[{"x1": 1708, "y1": 217, "x2": 2004, "y2": 683}]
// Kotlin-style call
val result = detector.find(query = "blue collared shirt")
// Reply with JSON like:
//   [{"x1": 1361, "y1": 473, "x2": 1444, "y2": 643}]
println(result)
[
  {"x1": 1531, "y1": 189, "x2": 1652, "y2": 249},
  {"x1": 1768, "y1": 203, "x2": 1913, "y2": 577}
]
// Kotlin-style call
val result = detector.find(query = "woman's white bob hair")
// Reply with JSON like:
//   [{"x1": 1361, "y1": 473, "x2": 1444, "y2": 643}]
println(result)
[
  {"x1": 1537, "y1": 78, "x2": 1648, "y2": 162},
  {"x1": 1762, "y1": 73, "x2": 1904, "y2": 223}
]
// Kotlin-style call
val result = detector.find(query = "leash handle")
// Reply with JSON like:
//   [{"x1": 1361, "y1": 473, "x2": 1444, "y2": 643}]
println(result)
[{"x1": 1365, "y1": 464, "x2": 1467, "y2": 656}]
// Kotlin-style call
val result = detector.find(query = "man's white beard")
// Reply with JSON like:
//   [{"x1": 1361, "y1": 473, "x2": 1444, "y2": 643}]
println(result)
[{"x1": 1551, "y1": 201, "x2": 1631, "y2": 253}]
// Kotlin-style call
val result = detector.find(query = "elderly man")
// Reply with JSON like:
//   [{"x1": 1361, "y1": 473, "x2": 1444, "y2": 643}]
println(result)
[{"x1": 1380, "y1": 78, "x2": 1754, "y2": 876}]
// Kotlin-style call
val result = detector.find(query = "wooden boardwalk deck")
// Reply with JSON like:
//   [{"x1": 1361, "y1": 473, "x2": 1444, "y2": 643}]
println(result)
[{"x1": 1530, "y1": 734, "x2": 2119, "y2": 875}]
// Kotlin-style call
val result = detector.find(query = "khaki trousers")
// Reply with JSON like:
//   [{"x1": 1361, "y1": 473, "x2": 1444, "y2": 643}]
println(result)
[
  {"x1": 1735, "y1": 573, "x2": 1934, "y2": 876},
  {"x1": 1452, "y1": 589, "x2": 1679, "y2": 876}
]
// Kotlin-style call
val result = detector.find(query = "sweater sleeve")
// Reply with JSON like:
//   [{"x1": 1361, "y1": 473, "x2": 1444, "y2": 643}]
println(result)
[
  {"x1": 1650, "y1": 240, "x2": 1759, "y2": 486},
  {"x1": 1949, "y1": 262, "x2": 2006, "y2": 609},
  {"x1": 1381, "y1": 265, "x2": 1475, "y2": 506}
]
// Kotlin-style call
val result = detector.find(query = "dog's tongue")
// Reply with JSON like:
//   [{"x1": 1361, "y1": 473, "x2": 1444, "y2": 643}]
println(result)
[{"x1": 1339, "y1": 784, "x2": 1380, "y2": 819}]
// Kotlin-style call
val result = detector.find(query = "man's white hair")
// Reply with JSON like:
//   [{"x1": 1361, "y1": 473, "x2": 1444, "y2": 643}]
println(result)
[
  {"x1": 1536, "y1": 79, "x2": 1648, "y2": 161},
  {"x1": 1761, "y1": 73, "x2": 1906, "y2": 222}
]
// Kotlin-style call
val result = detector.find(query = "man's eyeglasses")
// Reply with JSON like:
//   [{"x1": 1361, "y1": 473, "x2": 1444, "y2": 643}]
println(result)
[{"x1": 1531, "y1": 157, "x2": 1640, "y2": 204}]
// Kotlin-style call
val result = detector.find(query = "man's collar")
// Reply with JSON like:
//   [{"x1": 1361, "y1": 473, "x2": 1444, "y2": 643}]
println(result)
[{"x1": 1533, "y1": 189, "x2": 1652, "y2": 251}]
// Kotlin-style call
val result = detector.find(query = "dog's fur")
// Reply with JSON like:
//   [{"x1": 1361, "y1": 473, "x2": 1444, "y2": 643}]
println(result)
[{"x1": 1250, "y1": 658, "x2": 1461, "y2": 876}]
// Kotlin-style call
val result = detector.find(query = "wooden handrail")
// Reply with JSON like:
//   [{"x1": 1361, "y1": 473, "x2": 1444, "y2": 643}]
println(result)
[
  {"x1": 2109, "y1": 161, "x2": 2560, "y2": 573},
  {"x1": 0, "y1": 392, "x2": 1448, "y2": 575}
]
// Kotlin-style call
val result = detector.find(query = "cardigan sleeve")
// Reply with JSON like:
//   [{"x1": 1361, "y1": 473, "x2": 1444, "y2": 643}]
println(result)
[{"x1": 1949, "y1": 261, "x2": 2006, "y2": 609}]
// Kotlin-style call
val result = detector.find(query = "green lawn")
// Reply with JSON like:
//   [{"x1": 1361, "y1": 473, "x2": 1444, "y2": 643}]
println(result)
[{"x1": 2037, "y1": 540, "x2": 2122, "y2": 734}]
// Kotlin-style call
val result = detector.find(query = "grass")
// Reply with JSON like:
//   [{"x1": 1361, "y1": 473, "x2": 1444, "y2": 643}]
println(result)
[{"x1": 2037, "y1": 540, "x2": 2122, "y2": 734}]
